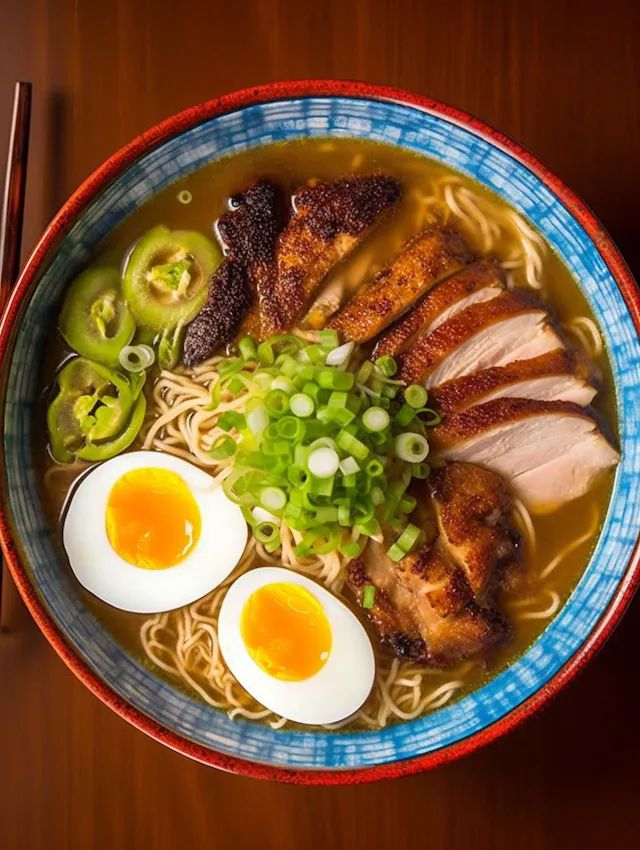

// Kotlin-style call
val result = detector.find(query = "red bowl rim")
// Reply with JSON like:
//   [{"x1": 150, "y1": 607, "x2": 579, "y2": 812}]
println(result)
[{"x1": 1, "y1": 78, "x2": 639, "y2": 785}]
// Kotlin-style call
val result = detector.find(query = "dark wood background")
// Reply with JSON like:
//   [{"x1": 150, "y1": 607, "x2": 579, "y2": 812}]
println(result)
[{"x1": 1, "y1": 1, "x2": 639, "y2": 848}]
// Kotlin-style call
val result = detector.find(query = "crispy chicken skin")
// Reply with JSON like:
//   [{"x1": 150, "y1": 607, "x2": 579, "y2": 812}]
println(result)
[
  {"x1": 373, "y1": 257, "x2": 504, "y2": 358},
  {"x1": 431, "y1": 349, "x2": 596, "y2": 412},
  {"x1": 183, "y1": 260, "x2": 251, "y2": 367},
  {"x1": 328, "y1": 226, "x2": 472, "y2": 343},
  {"x1": 428, "y1": 463, "x2": 520, "y2": 599},
  {"x1": 399, "y1": 289, "x2": 561, "y2": 387},
  {"x1": 346, "y1": 462, "x2": 519, "y2": 666},
  {"x1": 183, "y1": 180, "x2": 286, "y2": 365},
  {"x1": 259, "y1": 175, "x2": 401, "y2": 336}
]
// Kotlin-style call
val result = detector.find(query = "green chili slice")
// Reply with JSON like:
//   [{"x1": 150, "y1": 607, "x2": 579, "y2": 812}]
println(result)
[
  {"x1": 47, "y1": 357, "x2": 145, "y2": 462},
  {"x1": 122, "y1": 226, "x2": 220, "y2": 332},
  {"x1": 59, "y1": 267, "x2": 135, "y2": 366}
]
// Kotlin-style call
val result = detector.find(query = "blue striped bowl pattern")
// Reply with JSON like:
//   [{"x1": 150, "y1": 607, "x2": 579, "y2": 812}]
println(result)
[{"x1": 3, "y1": 96, "x2": 640, "y2": 771}]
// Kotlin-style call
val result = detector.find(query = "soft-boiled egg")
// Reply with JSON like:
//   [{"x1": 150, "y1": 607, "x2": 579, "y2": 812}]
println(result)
[
  {"x1": 63, "y1": 451, "x2": 247, "y2": 613},
  {"x1": 218, "y1": 567, "x2": 375, "y2": 725}
]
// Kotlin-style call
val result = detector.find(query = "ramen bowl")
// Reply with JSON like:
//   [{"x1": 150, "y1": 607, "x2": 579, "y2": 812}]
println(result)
[{"x1": 1, "y1": 80, "x2": 639, "y2": 784}]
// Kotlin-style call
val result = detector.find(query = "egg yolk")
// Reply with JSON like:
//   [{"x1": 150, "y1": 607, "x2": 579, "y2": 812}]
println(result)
[
  {"x1": 105, "y1": 467, "x2": 201, "y2": 570},
  {"x1": 240, "y1": 583, "x2": 332, "y2": 681}
]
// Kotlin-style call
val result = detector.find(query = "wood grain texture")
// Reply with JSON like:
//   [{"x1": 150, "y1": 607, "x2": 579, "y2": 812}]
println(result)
[{"x1": 1, "y1": 1, "x2": 639, "y2": 847}]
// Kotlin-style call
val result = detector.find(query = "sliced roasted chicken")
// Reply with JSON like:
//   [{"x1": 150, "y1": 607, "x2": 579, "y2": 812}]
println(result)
[
  {"x1": 347, "y1": 541, "x2": 509, "y2": 666},
  {"x1": 346, "y1": 460, "x2": 521, "y2": 665},
  {"x1": 428, "y1": 463, "x2": 520, "y2": 599},
  {"x1": 399, "y1": 290, "x2": 563, "y2": 389},
  {"x1": 431, "y1": 349, "x2": 597, "y2": 412},
  {"x1": 184, "y1": 180, "x2": 286, "y2": 365},
  {"x1": 431, "y1": 398, "x2": 619, "y2": 511},
  {"x1": 373, "y1": 258, "x2": 505, "y2": 358},
  {"x1": 259, "y1": 175, "x2": 401, "y2": 336},
  {"x1": 328, "y1": 226, "x2": 472, "y2": 342}
]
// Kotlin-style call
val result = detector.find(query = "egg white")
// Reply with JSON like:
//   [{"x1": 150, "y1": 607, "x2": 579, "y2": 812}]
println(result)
[
  {"x1": 63, "y1": 451, "x2": 247, "y2": 613},
  {"x1": 218, "y1": 567, "x2": 375, "y2": 725}
]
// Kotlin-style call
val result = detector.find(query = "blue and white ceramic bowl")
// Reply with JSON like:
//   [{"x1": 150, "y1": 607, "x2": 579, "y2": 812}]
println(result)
[{"x1": 1, "y1": 81, "x2": 639, "y2": 784}]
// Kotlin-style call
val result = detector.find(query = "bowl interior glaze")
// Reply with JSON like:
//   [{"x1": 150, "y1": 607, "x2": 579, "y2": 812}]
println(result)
[{"x1": 2, "y1": 87, "x2": 640, "y2": 779}]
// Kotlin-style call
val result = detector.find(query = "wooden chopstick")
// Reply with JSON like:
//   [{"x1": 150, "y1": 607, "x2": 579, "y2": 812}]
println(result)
[{"x1": 0, "y1": 81, "x2": 32, "y2": 629}]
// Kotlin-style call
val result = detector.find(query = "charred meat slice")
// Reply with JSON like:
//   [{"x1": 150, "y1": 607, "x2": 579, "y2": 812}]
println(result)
[
  {"x1": 328, "y1": 226, "x2": 472, "y2": 342},
  {"x1": 399, "y1": 290, "x2": 563, "y2": 388},
  {"x1": 183, "y1": 181, "x2": 286, "y2": 365},
  {"x1": 219, "y1": 180, "x2": 288, "y2": 340},
  {"x1": 347, "y1": 549, "x2": 433, "y2": 664},
  {"x1": 347, "y1": 518, "x2": 512, "y2": 667},
  {"x1": 428, "y1": 463, "x2": 520, "y2": 599},
  {"x1": 431, "y1": 398, "x2": 619, "y2": 510},
  {"x1": 260, "y1": 175, "x2": 401, "y2": 336},
  {"x1": 183, "y1": 260, "x2": 250, "y2": 366},
  {"x1": 431, "y1": 349, "x2": 597, "y2": 412},
  {"x1": 373, "y1": 258, "x2": 504, "y2": 358}
]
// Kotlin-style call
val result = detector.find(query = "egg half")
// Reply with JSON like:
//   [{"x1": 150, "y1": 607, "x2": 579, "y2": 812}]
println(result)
[
  {"x1": 218, "y1": 567, "x2": 375, "y2": 725},
  {"x1": 63, "y1": 451, "x2": 247, "y2": 613}
]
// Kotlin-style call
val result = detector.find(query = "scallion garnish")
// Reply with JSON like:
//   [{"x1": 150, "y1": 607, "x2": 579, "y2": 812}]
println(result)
[
  {"x1": 395, "y1": 432, "x2": 429, "y2": 463},
  {"x1": 362, "y1": 584, "x2": 376, "y2": 609},
  {"x1": 375, "y1": 355, "x2": 397, "y2": 377},
  {"x1": 208, "y1": 333, "x2": 439, "y2": 559},
  {"x1": 387, "y1": 523, "x2": 422, "y2": 562},
  {"x1": 118, "y1": 343, "x2": 155, "y2": 373},
  {"x1": 405, "y1": 384, "x2": 428, "y2": 409}
]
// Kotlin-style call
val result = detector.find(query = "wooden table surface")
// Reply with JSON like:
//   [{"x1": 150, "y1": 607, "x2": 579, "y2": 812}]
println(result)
[{"x1": 1, "y1": 2, "x2": 639, "y2": 847}]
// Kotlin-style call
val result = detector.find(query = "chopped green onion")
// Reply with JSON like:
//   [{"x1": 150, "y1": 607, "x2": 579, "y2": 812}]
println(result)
[
  {"x1": 336, "y1": 429, "x2": 369, "y2": 461},
  {"x1": 247, "y1": 405, "x2": 269, "y2": 435},
  {"x1": 399, "y1": 494, "x2": 417, "y2": 514},
  {"x1": 319, "y1": 328, "x2": 340, "y2": 349},
  {"x1": 118, "y1": 344, "x2": 155, "y2": 373},
  {"x1": 208, "y1": 434, "x2": 236, "y2": 460},
  {"x1": 287, "y1": 466, "x2": 308, "y2": 488},
  {"x1": 362, "y1": 406, "x2": 390, "y2": 432},
  {"x1": 317, "y1": 369, "x2": 355, "y2": 391},
  {"x1": 341, "y1": 541, "x2": 362, "y2": 558},
  {"x1": 375, "y1": 355, "x2": 397, "y2": 377},
  {"x1": 271, "y1": 376, "x2": 296, "y2": 394},
  {"x1": 206, "y1": 334, "x2": 438, "y2": 560},
  {"x1": 254, "y1": 520, "x2": 281, "y2": 547},
  {"x1": 217, "y1": 356, "x2": 244, "y2": 377},
  {"x1": 395, "y1": 433, "x2": 429, "y2": 463},
  {"x1": 226, "y1": 375, "x2": 245, "y2": 395},
  {"x1": 362, "y1": 584, "x2": 376, "y2": 609},
  {"x1": 366, "y1": 458, "x2": 384, "y2": 478},
  {"x1": 387, "y1": 523, "x2": 422, "y2": 561},
  {"x1": 405, "y1": 384, "x2": 428, "y2": 409},
  {"x1": 252, "y1": 506, "x2": 278, "y2": 524},
  {"x1": 238, "y1": 336, "x2": 257, "y2": 361},
  {"x1": 338, "y1": 504, "x2": 351, "y2": 526},
  {"x1": 217, "y1": 410, "x2": 245, "y2": 432},
  {"x1": 370, "y1": 486, "x2": 385, "y2": 506},
  {"x1": 276, "y1": 416, "x2": 305, "y2": 441},
  {"x1": 260, "y1": 486, "x2": 287, "y2": 512},
  {"x1": 396, "y1": 403, "x2": 416, "y2": 427},
  {"x1": 325, "y1": 341, "x2": 354, "y2": 367},
  {"x1": 265, "y1": 389, "x2": 290, "y2": 417},
  {"x1": 339, "y1": 456, "x2": 360, "y2": 475},
  {"x1": 417, "y1": 407, "x2": 442, "y2": 427},
  {"x1": 307, "y1": 446, "x2": 340, "y2": 479},
  {"x1": 290, "y1": 392, "x2": 315, "y2": 418}
]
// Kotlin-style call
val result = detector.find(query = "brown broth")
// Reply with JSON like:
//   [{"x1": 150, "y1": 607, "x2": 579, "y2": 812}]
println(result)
[{"x1": 34, "y1": 138, "x2": 617, "y2": 722}]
